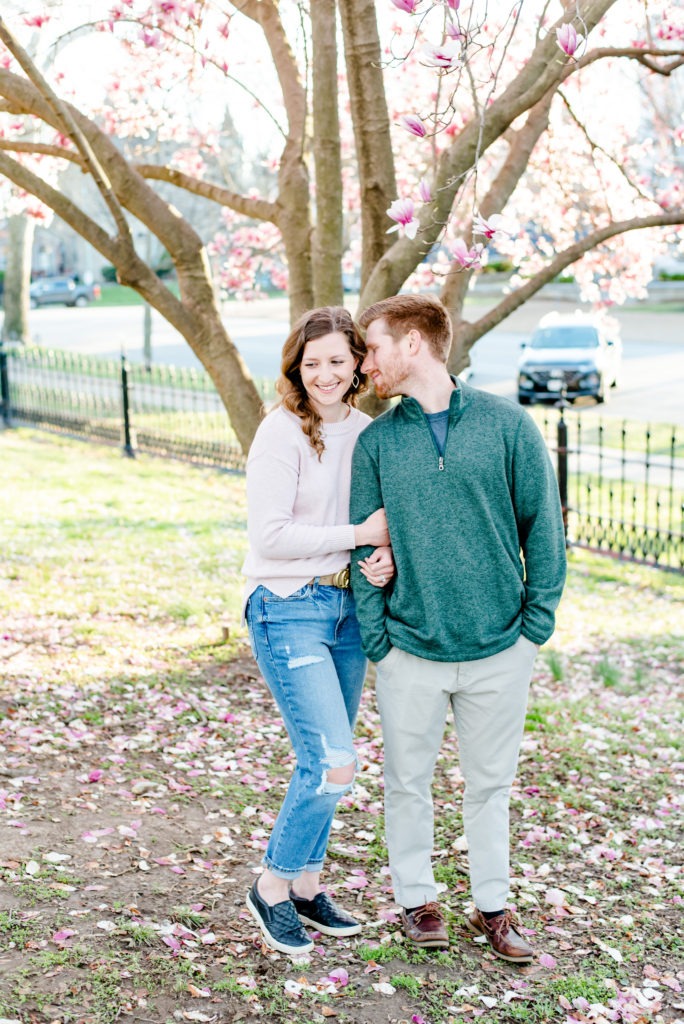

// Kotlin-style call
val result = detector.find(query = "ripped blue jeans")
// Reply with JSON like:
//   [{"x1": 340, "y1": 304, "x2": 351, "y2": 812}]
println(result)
[{"x1": 246, "y1": 583, "x2": 367, "y2": 879}]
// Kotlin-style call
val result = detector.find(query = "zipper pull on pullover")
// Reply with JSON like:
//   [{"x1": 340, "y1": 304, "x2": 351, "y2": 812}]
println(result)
[{"x1": 438, "y1": 456, "x2": 444, "y2": 471}]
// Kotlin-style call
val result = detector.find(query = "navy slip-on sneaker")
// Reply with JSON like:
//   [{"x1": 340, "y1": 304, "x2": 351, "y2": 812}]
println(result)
[
  {"x1": 290, "y1": 891, "x2": 362, "y2": 937},
  {"x1": 246, "y1": 882, "x2": 314, "y2": 955}
]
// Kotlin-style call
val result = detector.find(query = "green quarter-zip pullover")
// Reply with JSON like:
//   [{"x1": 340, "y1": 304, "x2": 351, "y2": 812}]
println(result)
[{"x1": 350, "y1": 380, "x2": 567, "y2": 663}]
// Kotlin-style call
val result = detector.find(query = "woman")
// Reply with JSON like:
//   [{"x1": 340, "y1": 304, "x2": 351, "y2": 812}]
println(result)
[{"x1": 243, "y1": 306, "x2": 393, "y2": 956}]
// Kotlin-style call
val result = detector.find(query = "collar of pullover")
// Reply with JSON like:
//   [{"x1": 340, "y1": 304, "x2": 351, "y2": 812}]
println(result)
[{"x1": 399, "y1": 376, "x2": 468, "y2": 422}]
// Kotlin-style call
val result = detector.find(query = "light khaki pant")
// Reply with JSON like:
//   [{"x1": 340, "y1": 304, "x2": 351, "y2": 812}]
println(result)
[{"x1": 375, "y1": 635, "x2": 537, "y2": 911}]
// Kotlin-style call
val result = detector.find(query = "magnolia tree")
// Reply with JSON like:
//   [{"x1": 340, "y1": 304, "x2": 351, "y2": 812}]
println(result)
[{"x1": 0, "y1": 0, "x2": 682, "y2": 449}]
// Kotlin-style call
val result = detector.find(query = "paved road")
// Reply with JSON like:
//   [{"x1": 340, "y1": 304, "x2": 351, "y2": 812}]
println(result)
[{"x1": 22, "y1": 298, "x2": 684, "y2": 425}]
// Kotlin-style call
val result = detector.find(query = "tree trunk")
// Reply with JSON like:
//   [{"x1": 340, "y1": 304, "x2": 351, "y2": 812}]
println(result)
[
  {"x1": 2, "y1": 213, "x2": 34, "y2": 342},
  {"x1": 311, "y1": 0, "x2": 344, "y2": 307},
  {"x1": 338, "y1": 0, "x2": 397, "y2": 293}
]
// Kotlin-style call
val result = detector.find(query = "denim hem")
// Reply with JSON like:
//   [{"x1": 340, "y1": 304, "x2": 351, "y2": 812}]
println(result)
[
  {"x1": 262, "y1": 855, "x2": 326, "y2": 879},
  {"x1": 261, "y1": 857, "x2": 302, "y2": 880}
]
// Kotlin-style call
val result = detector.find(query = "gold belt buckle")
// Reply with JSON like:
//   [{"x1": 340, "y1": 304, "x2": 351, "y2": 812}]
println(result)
[{"x1": 331, "y1": 566, "x2": 350, "y2": 588}]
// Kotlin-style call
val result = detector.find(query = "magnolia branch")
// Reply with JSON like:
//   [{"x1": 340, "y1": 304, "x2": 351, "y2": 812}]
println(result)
[
  {"x1": 0, "y1": 17, "x2": 132, "y2": 246},
  {"x1": 441, "y1": 92, "x2": 554, "y2": 326},
  {"x1": 572, "y1": 45, "x2": 684, "y2": 77},
  {"x1": 459, "y1": 210, "x2": 684, "y2": 350},
  {"x1": 360, "y1": 0, "x2": 616, "y2": 306},
  {"x1": 55, "y1": 17, "x2": 287, "y2": 139},
  {"x1": 0, "y1": 139, "x2": 83, "y2": 165},
  {"x1": 135, "y1": 165, "x2": 278, "y2": 223},
  {"x1": 0, "y1": 147, "x2": 196, "y2": 338}
]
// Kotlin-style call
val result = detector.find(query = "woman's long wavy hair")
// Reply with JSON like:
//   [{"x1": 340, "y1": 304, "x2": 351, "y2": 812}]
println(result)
[{"x1": 276, "y1": 306, "x2": 367, "y2": 459}]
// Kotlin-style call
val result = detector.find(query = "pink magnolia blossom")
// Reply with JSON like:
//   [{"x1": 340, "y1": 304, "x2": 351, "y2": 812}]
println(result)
[
  {"x1": 140, "y1": 28, "x2": 163, "y2": 48},
  {"x1": 451, "y1": 239, "x2": 485, "y2": 269},
  {"x1": 386, "y1": 198, "x2": 418, "y2": 239},
  {"x1": 421, "y1": 39, "x2": 462, "y2": 71},
  {"x1": 556, "y1": 23, "x2": 584, "y2": 57},
  {"x1": 399, "y1": 114, "x2": 427, "y2": 138},
  {"x1": 418, "y1": 178, "x2": 432, "y2": 203},
  {"x1": 23, "y1": 14, "x2": 51, "y2": 28},
  {"x1": 472, "y1": 212, "x2": 514, "y2": 240},
  {"x1": 390, "y1": 0, "x2": 420, "y2": 13},
  {"x1": 444, "y1": 0, "x2": 460, "y2": 9},
  {"x1": 326, "y1": 968, "x2": 350, "y2": 986}
]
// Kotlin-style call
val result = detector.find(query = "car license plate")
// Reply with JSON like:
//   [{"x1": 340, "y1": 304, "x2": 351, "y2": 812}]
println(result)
[{"x1": 547, "y1": 380, "x2": 563, "y2": 391}]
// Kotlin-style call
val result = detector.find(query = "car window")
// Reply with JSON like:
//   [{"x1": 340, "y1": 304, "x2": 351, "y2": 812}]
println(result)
[{"x1": 530, "y1": 326, "x2": 600, "y2": 349}]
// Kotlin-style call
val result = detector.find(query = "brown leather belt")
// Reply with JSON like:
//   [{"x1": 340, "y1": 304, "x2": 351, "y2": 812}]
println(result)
[{"x1": 308, "y1": 566, "x2": 351, "y2": 588}]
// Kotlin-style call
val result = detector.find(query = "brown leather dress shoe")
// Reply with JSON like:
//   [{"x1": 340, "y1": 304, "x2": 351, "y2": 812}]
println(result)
[
  {"x1": 467, "y1": 908, "x2": 533, "y2": 963},
  {"x1": 401, "y1": 902, "x2": 449, "y2": 948}
]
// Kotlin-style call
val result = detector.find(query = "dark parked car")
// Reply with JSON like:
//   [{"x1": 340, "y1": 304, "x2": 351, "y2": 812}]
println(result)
[
  {"x1": 29, "y1": 277, "x2": 101, "y2": 308},
  {"x1": 517, "y1": 312, "x2": 622, "y2": 405}
]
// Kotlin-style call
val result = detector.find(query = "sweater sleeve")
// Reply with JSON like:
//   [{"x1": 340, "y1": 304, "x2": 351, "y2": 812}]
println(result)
[
  {"x1": 512, "y1": 414, "x2": 567, "y2": 645},
  {"x1": 247, "y1": 450, "x2": 356, "y2": 559},
  {"x1": 350, "y1": 434, "x2": 392, "y2": 662}
]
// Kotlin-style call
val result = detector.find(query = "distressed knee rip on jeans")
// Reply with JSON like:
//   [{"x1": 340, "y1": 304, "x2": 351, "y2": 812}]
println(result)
[
  {"x1": 287, "y1": 653, "x2": 325, "y2": 670},
  {"x1": 316, "y1": 736, "x2": 357, "y2": 796}
]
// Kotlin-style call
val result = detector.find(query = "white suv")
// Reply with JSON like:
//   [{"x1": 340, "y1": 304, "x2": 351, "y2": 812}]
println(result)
[{"x1": 517, "y1": 312, "x2": 622, "y2": 405}]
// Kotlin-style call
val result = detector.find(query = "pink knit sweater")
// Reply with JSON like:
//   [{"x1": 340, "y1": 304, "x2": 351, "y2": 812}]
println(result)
[{"x1": 242, "y1": 405, "x2": 371, "y2": 606}]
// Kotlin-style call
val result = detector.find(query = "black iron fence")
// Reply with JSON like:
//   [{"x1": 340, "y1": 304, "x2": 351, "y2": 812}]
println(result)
[
  {"x1": 1, "y1": 344, "x2": 682, "y2": 572},
  {"x1": 0, "y1": 343, "x2": 275, "y2": 471},
  {"x1": 534, "y1": 406, "x2": 683, "y2": 572}
]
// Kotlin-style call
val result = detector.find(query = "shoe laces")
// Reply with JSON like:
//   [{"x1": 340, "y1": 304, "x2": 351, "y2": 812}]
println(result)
[
  {"x1": 484, "y1": 909, "x2": 515, "y2": 942},
  {"x1": 413, "y1": 901, "x2": 444, "y2": 924}
]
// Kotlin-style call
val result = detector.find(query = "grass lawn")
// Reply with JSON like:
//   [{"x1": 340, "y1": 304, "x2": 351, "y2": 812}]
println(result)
[
  {"x1": 96, "y1": 282, "x2": 180, "y2": 306},
  {"x1": 0, "y1": 429, "x2": 682, "y2": 1024}
]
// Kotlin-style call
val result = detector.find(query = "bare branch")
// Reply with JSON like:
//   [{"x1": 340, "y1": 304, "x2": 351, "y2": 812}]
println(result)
[
  {"x1": 0, "y1": 139, "x2": 83, "y2": 165},
  {"x1": 135, "y1": 164, "x2": 278, "y2": 222},
  {"x1": 236, "y1": 0, "x2": 306, "y2": 140},
  {"x1": 557, "y1": 88, "x2": 654, "y2": 205},
  {"x1": 569, "y1": 45, "x2": 684, "y2": 77}
]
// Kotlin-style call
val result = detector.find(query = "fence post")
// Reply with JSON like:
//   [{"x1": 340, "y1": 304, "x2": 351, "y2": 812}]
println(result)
[
  {"x1": 120, "y1": 354, "x2": 135, "y2": 458},
  {"x1": 0, "y1": 343, "x2": 11, "y2": 427},
  {"x1": 556, "y1": 401, "x2": 568, "y2": 544}
]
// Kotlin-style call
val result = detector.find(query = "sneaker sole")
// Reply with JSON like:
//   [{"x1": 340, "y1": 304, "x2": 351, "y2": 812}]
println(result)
[
  {"x1": 246, "y1": 891, "x2": 314, "y2": 955},
  {"x1": 295, "y1": 913, "x2": 362, "y2": 938},
  {"x1": 466, "y1": 918, "x2": 533, "y2": 963}
]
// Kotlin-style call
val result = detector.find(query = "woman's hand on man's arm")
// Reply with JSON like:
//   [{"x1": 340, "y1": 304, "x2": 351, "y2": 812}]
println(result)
[{"x1": 357, "y1": 545, "x2": 394, "y2": 588}]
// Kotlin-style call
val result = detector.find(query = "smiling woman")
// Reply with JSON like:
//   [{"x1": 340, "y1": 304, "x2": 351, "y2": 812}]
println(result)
[
  {"x1": 240, "y1": 306, "x2": 395, "y2": 956},
  {"x1": 298, "y1": 332, "x2": 359, "y2": 420}
]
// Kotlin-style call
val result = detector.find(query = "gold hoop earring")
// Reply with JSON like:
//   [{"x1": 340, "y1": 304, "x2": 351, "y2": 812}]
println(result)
[{"x1": 352, "y1": 373, "x2": 360, "y2": 389}]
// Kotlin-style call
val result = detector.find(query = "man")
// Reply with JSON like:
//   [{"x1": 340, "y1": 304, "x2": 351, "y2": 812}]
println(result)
[{"x1": 350, "y1": 295, "x2": 566, "y2": 963}]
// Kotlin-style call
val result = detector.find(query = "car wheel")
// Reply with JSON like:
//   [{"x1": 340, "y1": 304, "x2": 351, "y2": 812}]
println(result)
[
  {"x1": 74, "y1": 295, "x2": 89, "y2": 307},
  {"x1": 30, "y1": 298, "x2": 38, "y2": 309},
  {"x1": 518, "y1": 394, "x2": 531, "y2": 405}
]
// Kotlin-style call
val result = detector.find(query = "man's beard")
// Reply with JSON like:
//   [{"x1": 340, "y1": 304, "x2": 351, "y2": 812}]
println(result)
[{"x1": 372, "y1": 359, "x2": 409, "y2": 400}]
